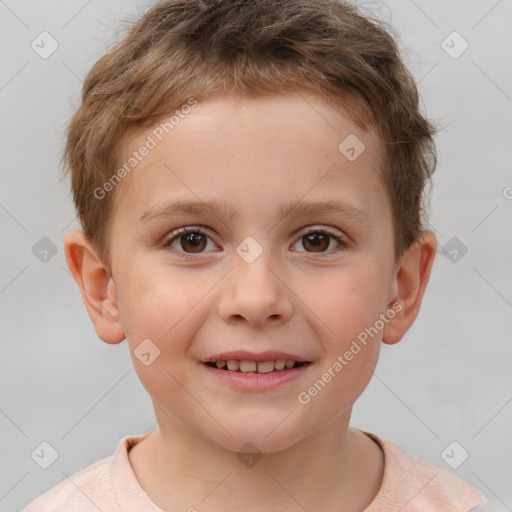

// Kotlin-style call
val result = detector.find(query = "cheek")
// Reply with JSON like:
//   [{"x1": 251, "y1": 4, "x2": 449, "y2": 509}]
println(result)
[
  {"x1": 295, "y1": 270, "x2": 384, "y2": 422},
  {"x1": 296, "y1": 346, "x2": 378, "y2": 431},
  {"x1": 121, "y1": 288, "x2": 196, "y2": 410},
  {"x1": 114, "y1": 271, "x2": 197, "y2": 387},
  {"x1": 118, "y1": 267, "x2": 202, "y2": 338},
  {"x1": 300, "y1": 263, "x2": 389, "y2": 348}
]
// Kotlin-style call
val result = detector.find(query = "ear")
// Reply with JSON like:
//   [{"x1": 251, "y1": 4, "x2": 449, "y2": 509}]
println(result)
[
  {"x1": 382, "y1": 230, "x2": 437, "y2": 345},
  {"x1": 63, "y1": 230, "x2": 125, "y2": 344}
]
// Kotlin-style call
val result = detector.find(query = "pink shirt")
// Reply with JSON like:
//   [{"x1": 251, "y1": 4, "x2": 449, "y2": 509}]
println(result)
[{"x1": 21, "y1": 431, "x2": 487, "y2": 511}]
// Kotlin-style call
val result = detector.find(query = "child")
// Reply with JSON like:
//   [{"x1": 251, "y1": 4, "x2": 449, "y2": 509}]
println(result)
[{"x1": 22, "y1": 0, "x2": 488, "y2": 510}]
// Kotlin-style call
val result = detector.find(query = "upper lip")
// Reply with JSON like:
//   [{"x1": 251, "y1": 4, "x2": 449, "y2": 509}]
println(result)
[{"x1": 202, "y1": 350, "x2": 310, "y2": 363}]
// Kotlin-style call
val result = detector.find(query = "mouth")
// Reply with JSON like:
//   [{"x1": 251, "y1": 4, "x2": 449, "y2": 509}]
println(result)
[
  {"x1": 203, "y1": 359, "x2": 311, "y2": 375},
  {"x1": 200, "y1": 351, "x2": 313, "y2": 390},
  {"x1": 201, "y1": 358, "x2": 312, "y2": 391}
]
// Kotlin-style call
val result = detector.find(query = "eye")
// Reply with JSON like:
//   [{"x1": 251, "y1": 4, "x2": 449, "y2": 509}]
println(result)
[
  {"x1": 161, "y1": 226, "x2": 348, "y2": 259},
  {"x1": 291, "y1": 228, "x2": 348, "y2": 255},
  {"x1": 161, "y1": 227, "x2": 216, "y2": 257}
]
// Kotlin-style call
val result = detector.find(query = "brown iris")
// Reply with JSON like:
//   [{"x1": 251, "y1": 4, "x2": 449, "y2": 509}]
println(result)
[
  {"x1": 302, "y1": 232, "x2": 330, "y2": 252},
  {"x1": 180, "y1": 232, "x2": 207, "y2": 253}
]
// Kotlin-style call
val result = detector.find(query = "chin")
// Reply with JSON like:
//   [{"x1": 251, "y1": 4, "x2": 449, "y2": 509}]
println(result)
[{"x1": 204, "y1": 420, "x2": 305, "y2": 454}]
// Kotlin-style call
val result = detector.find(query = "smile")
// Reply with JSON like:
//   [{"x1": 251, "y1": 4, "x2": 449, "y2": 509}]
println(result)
[
  {"x1": 204, "y1": 359, "x2": 308, "y2": 374},
  {"x1": 201, "y1": 360, "x2": 312, "y2": 391}
]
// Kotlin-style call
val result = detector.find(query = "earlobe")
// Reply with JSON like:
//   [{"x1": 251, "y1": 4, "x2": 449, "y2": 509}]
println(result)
[
  {"x1": 63, "y1": 230, "x2": 126, "y2": 345},
  {"x1": 382, "y1": 230, "x2": 437, "y2": 345}
]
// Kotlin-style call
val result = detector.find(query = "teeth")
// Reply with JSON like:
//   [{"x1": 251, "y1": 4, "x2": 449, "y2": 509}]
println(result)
[
  {"x1": 240, "y1": 360, "x2": 257, "y2": 372},
  {"x1": 210, "y1": 359, "x2": 301, "y2": 373},
  {"x1": 257, "y1": 361, "x2": 275, "y2": 373},
  {"x1": 227, "y1": 360, "x2": 240, "y2": 371}
]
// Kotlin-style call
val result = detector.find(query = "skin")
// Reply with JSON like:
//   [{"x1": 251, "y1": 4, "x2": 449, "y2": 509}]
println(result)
[{"x1": 64, "y1": 92, "x2": 437, "y2": 511}]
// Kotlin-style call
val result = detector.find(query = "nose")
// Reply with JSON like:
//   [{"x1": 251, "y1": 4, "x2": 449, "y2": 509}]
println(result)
[{"x1": 218, "y1": 251, "x2": 293, "y2": 328}]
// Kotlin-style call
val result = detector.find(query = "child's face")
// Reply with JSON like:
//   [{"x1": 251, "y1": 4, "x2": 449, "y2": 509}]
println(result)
[{"x1": 97, "y1": 93, "x2": 407, "y2": 451}]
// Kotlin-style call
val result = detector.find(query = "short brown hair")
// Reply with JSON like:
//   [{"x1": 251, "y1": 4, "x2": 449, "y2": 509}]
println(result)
[{"x1": 63, "y1": 0, "x2": 438, "y2": 270}]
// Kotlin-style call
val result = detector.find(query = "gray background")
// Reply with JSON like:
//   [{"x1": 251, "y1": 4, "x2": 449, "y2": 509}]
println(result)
[{"x1": 1, "y1": 1, "x2": 511, "y2": 510}]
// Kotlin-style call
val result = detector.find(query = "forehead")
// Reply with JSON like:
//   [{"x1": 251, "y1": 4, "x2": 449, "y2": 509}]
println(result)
[{"x1": 112, "y1": 92, "x2": 387, "y2": 227}]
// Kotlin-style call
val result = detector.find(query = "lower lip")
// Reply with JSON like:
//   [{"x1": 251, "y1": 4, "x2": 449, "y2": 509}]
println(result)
[{"x1": 201, "y1": 362, "x2": 312, "y2": 391}]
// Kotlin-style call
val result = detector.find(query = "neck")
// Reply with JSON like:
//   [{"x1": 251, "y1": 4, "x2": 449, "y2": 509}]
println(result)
[{"x1": 128, "y1": 407, "x2": 384, "y2": 511}]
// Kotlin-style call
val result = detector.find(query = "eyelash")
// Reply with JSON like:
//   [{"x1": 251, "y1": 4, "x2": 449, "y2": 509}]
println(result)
[{"x1": 161, "y1": 226, "x2": 348, "y2": 260}]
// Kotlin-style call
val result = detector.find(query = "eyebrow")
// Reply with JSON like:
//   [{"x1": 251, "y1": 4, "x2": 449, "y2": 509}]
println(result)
[{"x1": 139, "y1": 198, "x2": 373, "y2": 229}]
